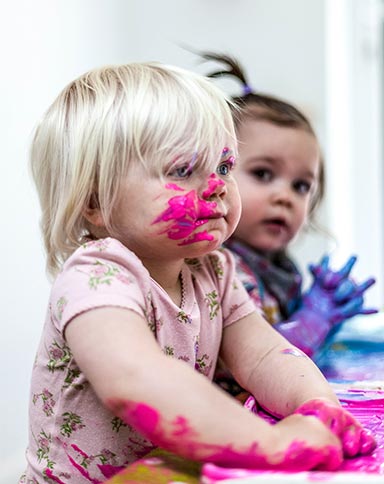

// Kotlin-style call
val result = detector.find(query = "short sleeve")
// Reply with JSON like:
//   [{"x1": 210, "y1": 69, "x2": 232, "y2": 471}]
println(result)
[
  {"x1": 50, "y1": 238, "x2": 152, "y2": 335},
  {"x1": 207, "y1": 248, "x2": 256, "y2": 328}
]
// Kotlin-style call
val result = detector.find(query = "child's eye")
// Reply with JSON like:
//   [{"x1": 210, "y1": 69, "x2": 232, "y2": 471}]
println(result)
[
  {"x1": 216, "y1": 161, "x2": 233, "y2": 176},
  {"x1": 168, "y1": 164, "x2": 192, "y2": 179},
  {"x1": 293, "y1": 180, "x2": 312, "y2": 195},
  {"x1": 251, "y1": 168, "x2": 273, "y2": 182}
]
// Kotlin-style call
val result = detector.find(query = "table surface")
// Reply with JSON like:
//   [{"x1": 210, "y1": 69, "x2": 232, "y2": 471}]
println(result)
[{"x1": 106, "y1": 313, "x2": 384, "y2": 483}]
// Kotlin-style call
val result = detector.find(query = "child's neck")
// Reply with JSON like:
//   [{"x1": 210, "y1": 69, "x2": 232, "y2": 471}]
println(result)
[{"x1": 141, "y1": 257, "x2": 185, "y2": 307}]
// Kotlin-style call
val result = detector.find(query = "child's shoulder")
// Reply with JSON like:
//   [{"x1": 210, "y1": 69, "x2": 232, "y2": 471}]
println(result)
[
  {"x1": 56, "y1": 237, "x2": 150, "y2": 286},
  {"x1": 64, "y1": 237, "x2": 144, "y2": 268}
]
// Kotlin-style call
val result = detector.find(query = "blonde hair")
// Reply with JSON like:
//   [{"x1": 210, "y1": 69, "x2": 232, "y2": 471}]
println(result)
[{"x1": 30, "y1": 62, "x2": 236, "y2": 276}]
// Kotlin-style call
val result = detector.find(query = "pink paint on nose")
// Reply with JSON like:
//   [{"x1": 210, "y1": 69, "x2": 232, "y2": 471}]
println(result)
[
  {"x1": 152, "y1": 189, "x2": 217, "y2": 245},
  {"x1": 203, "y1": 174, "x2": 224, "y2": 199}
]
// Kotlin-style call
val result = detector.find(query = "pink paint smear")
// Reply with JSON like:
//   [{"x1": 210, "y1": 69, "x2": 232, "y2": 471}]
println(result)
[
  {"x1": 152, "y1": 177, "x2": 224, "y2": 246},
  {"x1": 201, "y1": 391, "x2": 384, "y2": 482},
  {"x1": 108, "y1": 399, "x2": 342, "y2": 473}
]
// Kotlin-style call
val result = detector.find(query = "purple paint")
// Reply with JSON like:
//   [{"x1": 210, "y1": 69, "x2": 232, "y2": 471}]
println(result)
[{"x1": 280, "y1": 348, "x2": 306, "y2": 357}]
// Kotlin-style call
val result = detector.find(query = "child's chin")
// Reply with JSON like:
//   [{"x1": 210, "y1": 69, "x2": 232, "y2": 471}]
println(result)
[{"x1": 182, "y1": 237, "x2": 222, "y2": 255}]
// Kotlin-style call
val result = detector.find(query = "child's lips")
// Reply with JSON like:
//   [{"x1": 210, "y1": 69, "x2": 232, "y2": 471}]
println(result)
[
  {"x1": 262, "y1": 218, "x2": 289, "y2": 233},
  {"x1": 196, "y1": 212, "x2": 225, "y2": 226}
]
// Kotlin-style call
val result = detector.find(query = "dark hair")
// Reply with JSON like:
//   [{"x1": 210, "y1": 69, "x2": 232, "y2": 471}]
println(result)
[{"x1": 200, "y1": 52, "x2": 324, "y2": 219}]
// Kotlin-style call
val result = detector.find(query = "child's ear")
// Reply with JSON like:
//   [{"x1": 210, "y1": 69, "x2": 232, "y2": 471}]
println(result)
[
  {"x1": 83, "y1": 194, "x2": 104, "y2": 227},
  {"x1": 83, "y1": 207, "x2": 104, "y2": 227}
]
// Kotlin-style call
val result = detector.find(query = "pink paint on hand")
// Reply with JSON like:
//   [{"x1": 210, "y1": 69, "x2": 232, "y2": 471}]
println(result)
[
  {"x1": 107, "y1": 399, "x2": 342, "y2": 472},
  {"x1": 207, "y1": 393, "x2": 384, "y2": 479},
  {"x1": 295, "y1": 398, "x2": 377, "y2": 458}
]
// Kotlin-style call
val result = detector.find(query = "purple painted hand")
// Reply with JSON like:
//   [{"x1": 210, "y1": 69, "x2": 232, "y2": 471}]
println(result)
[
  {"x1": 275, "y1": 255, "x2": 377, "y2": 356},
  {"x1": 294, "y1": 398, "x2": 376, "y2": 458},
  {"x1": 305, "y1": 255, "x2": 376, "y2": 323}
]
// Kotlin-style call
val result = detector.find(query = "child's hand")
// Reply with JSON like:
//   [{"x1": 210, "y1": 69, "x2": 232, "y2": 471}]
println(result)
[
  {"x1": 273, "y1": 414, "x2": 343, "y2": 470},
  {"x1": 294, "y1": 398, "x2": 376, "y2": 458},
  {"x1": 306, "y1": 255, "x2": 377, "y2": 323},
  {"x1": 274, "y1": 255, "x2": 376, "y2": 355}
]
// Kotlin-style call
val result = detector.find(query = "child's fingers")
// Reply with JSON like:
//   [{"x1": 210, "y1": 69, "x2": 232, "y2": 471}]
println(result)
[
  {"x1": 337, "y1": 255, "x2": 357, "y2": 278},
  {"x1": 294, "y1": 399, "x2": 376, "y2": 458},
  {"x1": 330, "y1": 297, "x2": 365, "y2": 322},
  {"x1": 355, "y1": 277, "x2": 376, "y2": 296},
  {"x1": 320, "y1": 254, "x2": 330, "y2": 270},
  {"x1": 333, "y1": 277, "x2": 375, "y2": 304},
  {"x1": 308, "y1": 255, "x2": 329, "y2": 278},
  {"x1": 360, "y1": 429, "x2": 377, "y2": 454},
  {"x1": 342, "y1": 425, "x2": 362, "y2": 457},
  {"x1": 341, "y1": 425, "x2": 377, "y2": 457},
  {"x1": 360, "y1": 307, "x2": 379, "y2": 315},
  {"x1": 322, "y1": 256, "x2": 356, "y2": 288},
  {"x1": 333, "y1": 279, "x2": 355, "y2": 302}
]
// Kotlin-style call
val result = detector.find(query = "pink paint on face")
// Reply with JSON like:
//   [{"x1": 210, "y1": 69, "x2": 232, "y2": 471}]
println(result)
[
  {"x1": 152, "y1": 189, "x2": 217, "y2": 245},
  {"x1": 165, "y1": 183, "x2": 185, "y2": 192},
  {"x1": 108, "y1": 399, "x2": 342, "y2": 472},
  {"x1": 178, "y1": 230, "x2": 214, "y2": 246},
  {"x1": 202, "y1": 174, "x2": 225, "y2": 199}
]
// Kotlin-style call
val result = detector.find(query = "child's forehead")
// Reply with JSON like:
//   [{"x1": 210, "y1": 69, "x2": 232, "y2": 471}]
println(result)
[{"x1": 176, "y1": 145, "x2": 236, "y2": 166}]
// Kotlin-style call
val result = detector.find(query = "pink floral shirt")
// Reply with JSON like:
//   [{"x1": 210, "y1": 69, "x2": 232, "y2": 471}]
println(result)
[{"x1": 20, "y1": 238, "x2": 255, "y2": 484}]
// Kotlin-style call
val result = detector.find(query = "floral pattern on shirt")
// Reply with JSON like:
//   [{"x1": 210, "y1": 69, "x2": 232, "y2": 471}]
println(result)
[
  {"x1": 32, "y1": 389, "x2": 56, "y2": 417},
  {"x1": 21, "y1": 239, "x2": 255, "y2": 483},
  {"x1": 205, "y1": 290, "x2": 219, "y2": 320},
  {"x1": 87, "y1": 260, "x2": 133, "y2": 289}
]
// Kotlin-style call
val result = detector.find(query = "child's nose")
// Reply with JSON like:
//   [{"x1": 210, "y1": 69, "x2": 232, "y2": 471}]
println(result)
[
  {"x1": 202, "y1": 174, "x2": 227, "y2": 200},
  {"x1": 272, "y1": 182, "x2": 294, "y2": 206}
]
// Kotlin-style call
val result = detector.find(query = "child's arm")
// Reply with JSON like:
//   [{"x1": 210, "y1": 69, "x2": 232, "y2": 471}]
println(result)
[
  {"x1": 220, "y1": 310, "x2": 376, "y2": 458},
  {"x1": 65, "y1": 306, "x2": 343, "y2": 471},
  {"x1": 275, "y1": 255, "x2": 376, "y2": 356}
]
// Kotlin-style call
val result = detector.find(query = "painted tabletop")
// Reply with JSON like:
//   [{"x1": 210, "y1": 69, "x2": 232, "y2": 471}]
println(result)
[{"x1": 106, "y1": 313, "x2": 384, "y2": 483}]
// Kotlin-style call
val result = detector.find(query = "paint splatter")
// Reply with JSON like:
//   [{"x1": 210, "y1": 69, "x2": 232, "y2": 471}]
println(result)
[
  {"x1": 280, "y1": 348, "x2": 306, "y2": 357},
  {"x1": 152, "y1": 189, "x2": 218, "y2": 245}
]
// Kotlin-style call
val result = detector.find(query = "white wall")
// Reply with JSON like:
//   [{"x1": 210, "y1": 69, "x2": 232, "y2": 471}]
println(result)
[
  {"x1": 1, "y1": 1, "x2": 381, "y2": 482},
  {"x1": 324, "y1": 0, "x2": 384, "y2": 307}
]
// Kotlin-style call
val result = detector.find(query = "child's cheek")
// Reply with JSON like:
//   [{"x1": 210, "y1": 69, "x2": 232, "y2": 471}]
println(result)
[{"x1": 151, "y1": 182, "x2": 218, "y2": 245}]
